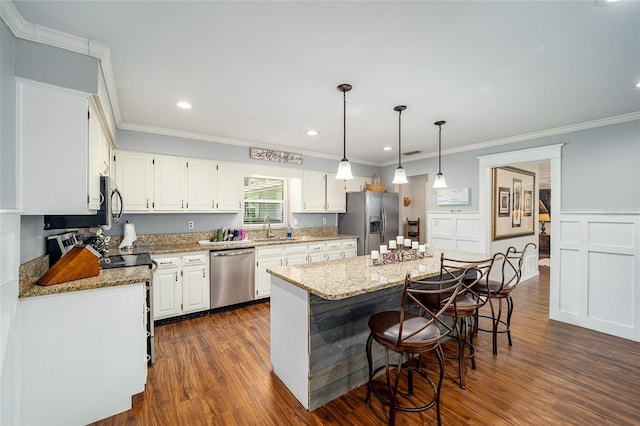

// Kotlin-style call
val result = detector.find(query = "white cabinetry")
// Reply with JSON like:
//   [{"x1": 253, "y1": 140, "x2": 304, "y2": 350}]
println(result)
[
  {"x1": 19, "y1": 284, "x2": 147, "y2": 425},
  {"x1": 152, "y1": 252, "x2": 210, "y2": 320},
  {"x1": 256, "y1": 246, "x2": 284, "y2": 299},
  {"x1": 114, "y1": 150, "x2": 242, "y2": 213},
  {"x1": 326, "y1": 177, "x2": 346, "y2": 212},
  {"x1": 87, "y1": 103, "x2": 111, "y2": 210},
  {"x1": 216, "y1": 162, "x2": 243, "y2": 211},
  {"x1": 257, "y1": 239, "x2": 357, "y2": 297},
  {"x1": 114, "y1": 151, "x2": 154, "y2": 212},
  {"x1": 18, "y1": 80, "x2": 97, "y2": 215},
  {"x1": 153, "y1": 155, "x2": 186, "y2": 211},
  {"x1": 187, "y1": 159, "x2": 216, "y2": 211},
  {"x1": 292, "y1": 171, "x2": 346, "y2": 213},
  {"x1": 181, "y1": 254, "x2": 210, "y2": 314},
  {"x1": 284, "y1": 244, "x2": 309, "y2": 266}
]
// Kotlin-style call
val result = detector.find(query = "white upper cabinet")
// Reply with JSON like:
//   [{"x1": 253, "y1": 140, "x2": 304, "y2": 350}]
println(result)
[
  {"x1": 114, "y1": 150, "x2": 243, "y2": 213},
  {"x1": 186, "y1": 159, "x2": 216, "y2": 211},
  {"x1": 326, "y1": 177, "x2": 346, "y2": 212},
  {"x1": 18, "y1": 81, "x2": 96, "y2": 214},
  {"x1": 216, "y1": 162, "x2": 243, "y2": 212},
  {"x1": 292, "y1": 171, "x2": 346, "y2": 213},
  {"x1": 114, "y1": 151, "x2": 154, "y2": 212},
  {"x1": 153, "y1": 155, "x2": 186, "y2": 211}
]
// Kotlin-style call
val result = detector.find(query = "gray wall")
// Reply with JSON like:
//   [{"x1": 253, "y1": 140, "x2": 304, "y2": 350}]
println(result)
[
  {"x1": 0, "y1": 21, "x2": 16, "y2": 209},
  {"x1": 14, "y1": 38, "x2": 99, "y2": 94},
  {"x1": 382, "y1": 120, "x2": 640, "y2": 214}
]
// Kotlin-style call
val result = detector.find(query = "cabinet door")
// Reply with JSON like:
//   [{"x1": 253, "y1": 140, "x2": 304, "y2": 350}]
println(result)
[
  {"x1": 154, "y1": 156, "x2": 186, "y2": 211},
  {"x1": 284, "y1": 244, "x2": 308, "y2": 266},
  {"x1": 186, "y1": 159, "x2": 216, "y2": 211},
  {"x1": 182, "y1": 265, "x2": 210, "y2": 313},
  {"x1": 326, "y1": 177, "x2": 346, "y2": 212},
  {"x1": 18, "y1": 81, "x2": 91, "y2": 214},
  {"x1": 301, "y1": 171, "x2": 326, "y2": 212},
  {"x1": 256, "y1": 247, "x2": 283, "y2": 298},
  {"x1": 325, "y1": 240, "x2": 343, "y2": 261},
  {"x1": 216, "y1": 162, "x2": 243, "y2": 211},
  {"x1": 87, "y1": 107, "x2": 103, "y2": 210},
  {"x1": 152, "y1": 269, "x2": 181, "y2": 320},
  {"x1": 114, "y1": 151, "x2": 153, "y2": 212}
]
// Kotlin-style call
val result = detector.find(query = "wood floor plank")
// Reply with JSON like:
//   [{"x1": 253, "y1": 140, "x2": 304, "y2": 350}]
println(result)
[{"x1": 92, "y1": 267, "x2": 640, "y2": 425}]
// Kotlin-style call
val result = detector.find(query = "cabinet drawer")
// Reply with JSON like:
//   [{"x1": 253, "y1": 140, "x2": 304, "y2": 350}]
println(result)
[
  {"x1": 342, "y1": 240, "x2": 356, "y2": 249},
  {"x1": 326, "y1": 241, "x2": 341, "y2": 250},
  {"x1": 257, "y1": 247, "x2": 284, "y2": 259},
  {"x1": 153, "y1": 256, "x2": 180, "y2": 269},
  {"x1": 284, "y1": 244, "x2": 308, "y2": 256},
  {"x1": 182, "y1": 253, "x2": 207, "y2": 266},
  {"x1": 308, "y1": 243, "x2": 326, "y2": 253}
]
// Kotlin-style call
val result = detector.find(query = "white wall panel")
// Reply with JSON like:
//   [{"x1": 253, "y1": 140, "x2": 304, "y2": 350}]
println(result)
[
  {"x1": 551, "y1": 214, "x2": 639, "y2": 342},
  {"x1": 427, "y1": 213, "x2": 482, "y2": 254},
  {"x1": 588, "y1": 252, "x2": 634, "y2": 327},
  {"x1": 558, "y1": 248, "x2": 580, "y2": 315},
  {"x1": 588, "y1": 222, "x2": 635, "y2": 249}
]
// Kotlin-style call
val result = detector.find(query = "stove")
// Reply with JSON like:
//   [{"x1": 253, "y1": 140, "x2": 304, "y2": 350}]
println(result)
[{"x1": 100, "y1": 252, "x2": 153, "y2": 269}]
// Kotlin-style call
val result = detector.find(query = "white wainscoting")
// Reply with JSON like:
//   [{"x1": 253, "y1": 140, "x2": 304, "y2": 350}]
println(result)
[
  {"x1": 427, "y1": 212, "x2": 483, "y2": 253},
  {"x1": 550, "y1": 214, "x2": 640, "y2": 341}
]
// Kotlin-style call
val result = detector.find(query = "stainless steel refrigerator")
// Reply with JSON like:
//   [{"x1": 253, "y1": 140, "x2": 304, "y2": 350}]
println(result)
[{"x1": 339, "y1": 192, "x2": 400, "y2": 256}]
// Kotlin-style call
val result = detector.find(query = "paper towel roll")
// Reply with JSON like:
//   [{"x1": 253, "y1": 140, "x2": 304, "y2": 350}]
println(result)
[{"x1": 119, "y1": 221, "x2": 137, "y2": 249}]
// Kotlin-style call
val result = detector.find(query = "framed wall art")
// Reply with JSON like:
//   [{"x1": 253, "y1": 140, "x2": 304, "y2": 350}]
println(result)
[{"x1": 492, "y1": 166, "x2": 536, "y2": 241}]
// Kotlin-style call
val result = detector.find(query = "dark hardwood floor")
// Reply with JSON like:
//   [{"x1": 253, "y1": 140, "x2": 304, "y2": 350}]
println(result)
[{"x1": 93, "y1": 267, "x2": 640, "y2": 425}]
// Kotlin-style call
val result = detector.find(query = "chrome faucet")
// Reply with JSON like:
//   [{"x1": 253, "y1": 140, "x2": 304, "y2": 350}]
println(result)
[{"x1": 263, "y1": 215, "x2": 273, "y2": 239}]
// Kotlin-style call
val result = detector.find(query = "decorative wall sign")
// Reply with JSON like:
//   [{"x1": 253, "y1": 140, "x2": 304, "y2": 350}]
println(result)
[
  {"x1": 492, "y1": 166, "x2": 536, "y2": 241},
  {"x1": 250, "y1": 147, "x2": 303, "y2": 164},
  {"x1": 437, "y1": 187, "x2": 470, "y2": 205}
]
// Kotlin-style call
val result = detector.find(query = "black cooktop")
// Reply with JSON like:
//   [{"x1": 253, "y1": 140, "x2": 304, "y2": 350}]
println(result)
[{"x1": 100, "y1": 252, "x2": 153, "y2": 269}]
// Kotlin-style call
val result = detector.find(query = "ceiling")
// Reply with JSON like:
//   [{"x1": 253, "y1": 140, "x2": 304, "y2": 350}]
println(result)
[{"x1": 10, "y1": 1, "x2": 640, "y2": 165}]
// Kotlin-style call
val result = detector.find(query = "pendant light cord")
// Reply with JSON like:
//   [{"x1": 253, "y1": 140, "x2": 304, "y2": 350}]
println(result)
[
  {"x1": 342, "y1": 89, "x2": 347, "y2": 161},
  {"x1": 398, "y1": 109, "x2": 402, "y2": 167},
  {"x1": 438, "y1": 123, "x2": 442, "y2": 173}
]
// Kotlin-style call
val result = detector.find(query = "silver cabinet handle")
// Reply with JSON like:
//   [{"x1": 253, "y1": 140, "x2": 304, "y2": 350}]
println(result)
[
  {"x1": 146, "y1": 199, "x2": 149, "y2": 208},
  {"x1": 202, "y1": 268, "x2": 205, "y2": 278},
  {"x1": 181, "y1": 200, "x2": 184, "y2": 209},
  {"x1": 174, "y1": 272, "x2": 178, "y2": 281},
  {"x1": 212, "y1": 200, "x2": 215, "y2": 209}
]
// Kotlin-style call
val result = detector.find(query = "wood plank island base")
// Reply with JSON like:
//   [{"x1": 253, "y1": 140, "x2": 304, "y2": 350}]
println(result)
[{"x1": 267, "y1": 250, "x2": 489, "y2": 411}]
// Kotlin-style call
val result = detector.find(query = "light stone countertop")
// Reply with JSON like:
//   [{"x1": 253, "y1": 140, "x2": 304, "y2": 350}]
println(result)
[
  {"x1": 19, "y1": 263, "x2": 151, "y2": 298},
  {"x1": 143, "y1": 234, "x2": 357, "y2": 255},
  {"x1": 267, "y1": 250, "x2": 491, "y2": 300}
]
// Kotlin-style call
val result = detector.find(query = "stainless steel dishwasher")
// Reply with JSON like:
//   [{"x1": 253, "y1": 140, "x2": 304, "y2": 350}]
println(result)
[{"x1": 210, "y1": 248, "x2": 256, "y2": 309}]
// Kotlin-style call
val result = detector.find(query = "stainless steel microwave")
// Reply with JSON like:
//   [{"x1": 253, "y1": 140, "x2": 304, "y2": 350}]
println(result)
[{"x1": 44, "y1": 176, "x2": 123, "y2": 230}]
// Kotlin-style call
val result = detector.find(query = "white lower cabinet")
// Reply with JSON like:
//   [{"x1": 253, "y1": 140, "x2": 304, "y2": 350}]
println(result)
[
  {"x1": 152, "y1": 252, "x2": 210, "y2": 320},
  {"x1": 256, "y1": 246, "x2": 284, "y2": 299},
  {"x1": 256, "y1": 239, "x2": 357, "y2": 297}
]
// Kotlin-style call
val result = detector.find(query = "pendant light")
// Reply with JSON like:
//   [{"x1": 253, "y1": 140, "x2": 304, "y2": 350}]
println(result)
[
  {"x1": 432, "y1": 120, "x2": 447, "y2": 188},
  {"x1": 335, "y1": 83, "x2": 354, "y2": 180},
  {"x1": 392, "y1": 105, "x2": 408, "y2": 184}
]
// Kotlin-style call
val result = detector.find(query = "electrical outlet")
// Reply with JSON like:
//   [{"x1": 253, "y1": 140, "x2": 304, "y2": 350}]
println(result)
[
  {"x1": 188, "y1": 220, "x2": 194, "y2": 229},
  {"x1": 293, "y1": 218, "x2": 299, "y2": 226},
  {"x1": 322, "y1": 217, "x2": 327, "y2": 225}
]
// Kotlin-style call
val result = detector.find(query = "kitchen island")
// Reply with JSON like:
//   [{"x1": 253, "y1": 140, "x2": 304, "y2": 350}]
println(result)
[{"x1": 267, "y1": 249, "x2": 488, "y2": 411}]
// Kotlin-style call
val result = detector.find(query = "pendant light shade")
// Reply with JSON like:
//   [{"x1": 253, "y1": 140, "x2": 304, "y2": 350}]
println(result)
[
  {"x1": 392, "y1": 105, "x2": 408, "y2": 185},
  {"x1": 335, "y1": 84, "x2": 354, "y2": 180},
  {"x1": 432, "y1": 120, "x2": 447, "y2": 189}
]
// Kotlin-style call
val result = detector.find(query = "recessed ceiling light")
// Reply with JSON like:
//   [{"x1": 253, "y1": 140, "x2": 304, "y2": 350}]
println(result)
[
  {"x1": 176, "y1": 101, "x2": 193, "y2": 110},
  {"x1": 636, "y1": 82, "x2": 640, "y2": 88},
  {"x1": 305, "y1": 129, "x2": 319, "y2": 136},
  {"x1": 382, "y1": 146, "x2": 392, "y2": 151}
]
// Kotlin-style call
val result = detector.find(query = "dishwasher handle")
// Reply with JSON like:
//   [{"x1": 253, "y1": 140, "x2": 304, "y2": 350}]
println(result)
[{"x1": 210, "y1": 250, "x2": 255, "y2": 257}]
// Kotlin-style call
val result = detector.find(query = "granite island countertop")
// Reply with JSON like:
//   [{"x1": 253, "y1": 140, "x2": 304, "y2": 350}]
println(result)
[{"x1": 267, "y1": 249, "x2": 491, "y2": 300}]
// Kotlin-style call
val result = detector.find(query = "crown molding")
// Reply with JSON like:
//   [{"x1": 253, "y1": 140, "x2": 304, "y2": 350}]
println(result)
[
  {"x1": 381, "y1": 110, "x2": 640, "y2": 167},
  {"x1": 119, "y1": 121, "x2": 380, "y2": 166},
  {"x1": 1, "y1": 1, "x2": 122, "y2": 125}
]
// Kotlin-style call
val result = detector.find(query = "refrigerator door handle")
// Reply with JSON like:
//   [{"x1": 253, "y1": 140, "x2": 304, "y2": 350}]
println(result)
[{"x1": 381, "y1": 207, "x2": 386, "y2": 241}]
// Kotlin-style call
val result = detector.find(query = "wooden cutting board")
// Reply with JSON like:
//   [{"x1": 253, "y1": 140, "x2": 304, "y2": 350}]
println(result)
[{"x1": 37, "y1": 245, "x2": 100, "y2": 286}]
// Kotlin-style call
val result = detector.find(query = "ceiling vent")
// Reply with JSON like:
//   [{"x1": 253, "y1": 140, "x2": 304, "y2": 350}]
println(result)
[{"x1": 403, "y1": 150, "x2": 422, "y2": 156}]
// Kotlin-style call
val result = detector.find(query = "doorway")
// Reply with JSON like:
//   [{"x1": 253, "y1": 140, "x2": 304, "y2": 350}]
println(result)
[{"x1": 397, "y1": 174, "x2": 428, "y2": 244}]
